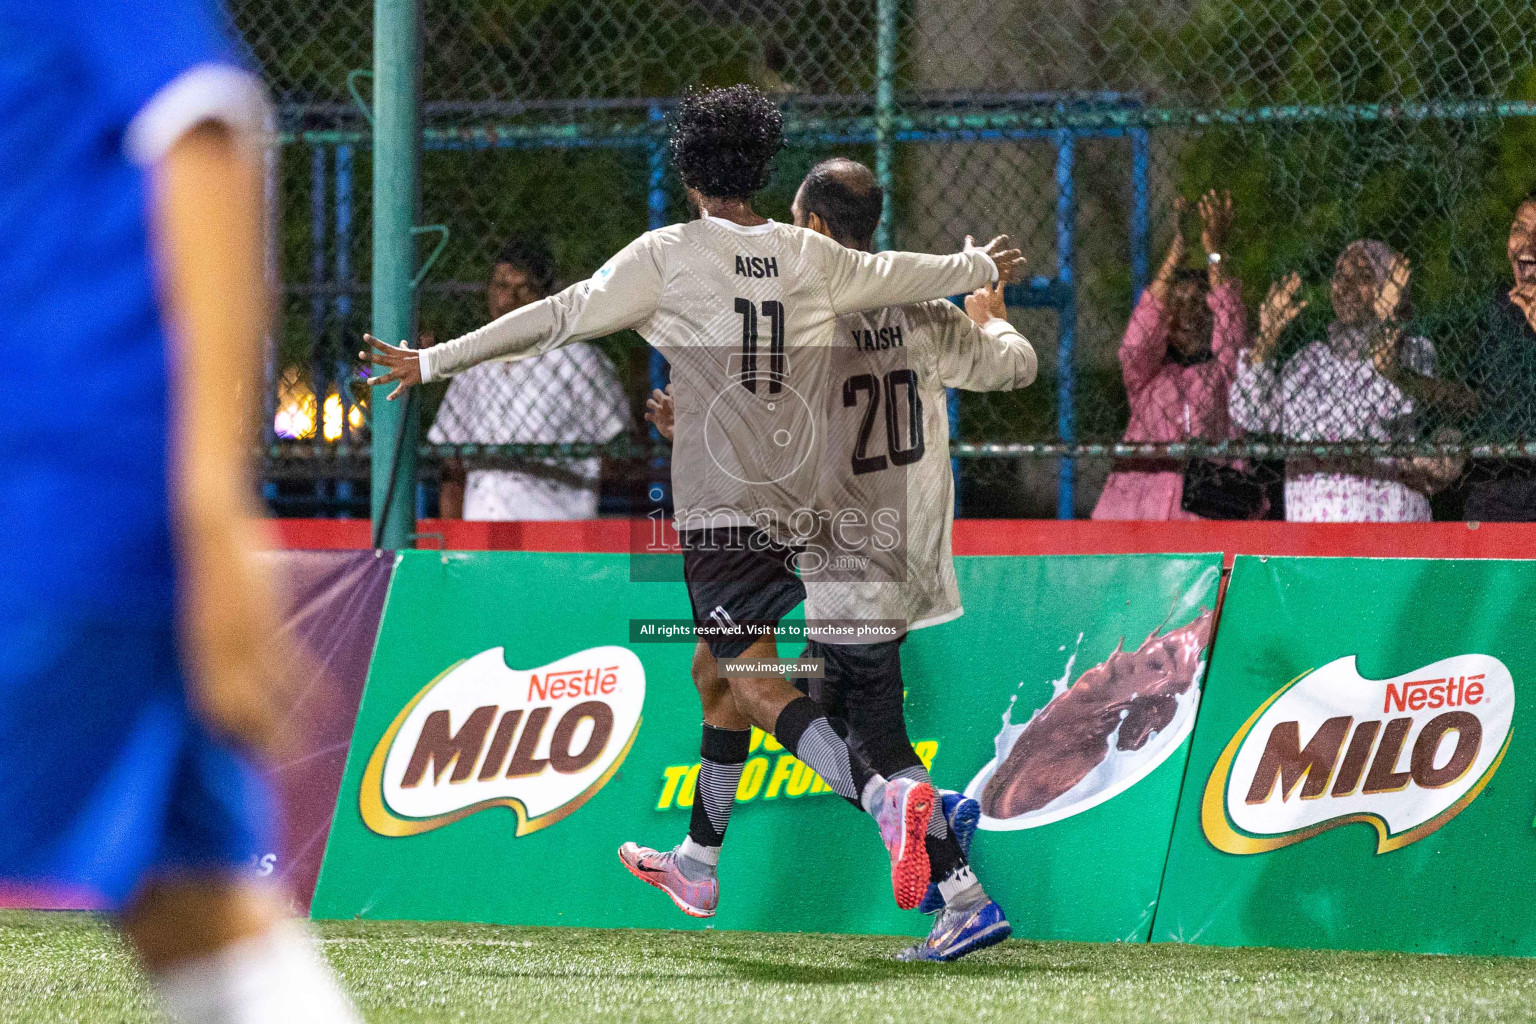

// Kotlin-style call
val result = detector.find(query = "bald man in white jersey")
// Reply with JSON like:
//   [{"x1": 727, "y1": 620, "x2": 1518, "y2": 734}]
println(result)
[{"x1": 362, "y1": 86, "x2": 1024, "y2": 914}]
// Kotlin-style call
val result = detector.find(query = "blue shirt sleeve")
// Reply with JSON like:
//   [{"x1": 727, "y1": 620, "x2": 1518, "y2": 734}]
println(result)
[{"x1": 56, "y1": 0, "x2": 243, "y2": 127}]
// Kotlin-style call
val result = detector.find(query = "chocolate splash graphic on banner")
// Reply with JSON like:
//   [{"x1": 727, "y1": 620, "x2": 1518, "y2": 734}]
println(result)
[{"x1": 979, "y1": 608, "x2": 1215, "y2": 823}]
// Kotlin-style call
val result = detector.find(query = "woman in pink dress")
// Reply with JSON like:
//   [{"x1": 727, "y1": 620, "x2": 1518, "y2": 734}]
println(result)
[{"x1": 1093, "y1": 191, "x2": 1249, "y2": 520}]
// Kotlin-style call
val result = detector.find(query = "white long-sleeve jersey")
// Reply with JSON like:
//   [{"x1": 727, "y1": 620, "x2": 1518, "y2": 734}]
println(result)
[
  {"x1": 803, "y1": 301, "x2": 1036, "y2": 642},
  {"x1": 419, "y1": 214, "x2": 997, "y2": 541}
]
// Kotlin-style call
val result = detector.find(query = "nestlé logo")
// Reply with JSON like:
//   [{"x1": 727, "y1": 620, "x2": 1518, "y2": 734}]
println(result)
[
  {"x1": 360, "y1": 646, "x2": 644, "y2": 837},
  {"x1": 1203, "y1": 654, "x2": 1512, "y2": 855}
]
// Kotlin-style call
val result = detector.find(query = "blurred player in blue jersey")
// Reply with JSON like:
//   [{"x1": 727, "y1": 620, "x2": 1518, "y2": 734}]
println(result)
[{"x1": 0, "y1": 3, "x2": 359, "y2": 1021}]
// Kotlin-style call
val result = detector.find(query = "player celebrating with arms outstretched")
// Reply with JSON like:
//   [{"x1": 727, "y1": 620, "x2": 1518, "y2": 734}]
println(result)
[
  {"x1": 639, "y1": 158, "x2": 1037, "y2": 961},
  {"x1": 362, "y1": 85, "x2": 1023, "y2": 911}
]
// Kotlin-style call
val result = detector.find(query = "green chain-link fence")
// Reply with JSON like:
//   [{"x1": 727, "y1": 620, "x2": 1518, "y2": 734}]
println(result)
[{"x1": 242, "y1": 0, "x2": 1536, "y2": 521}]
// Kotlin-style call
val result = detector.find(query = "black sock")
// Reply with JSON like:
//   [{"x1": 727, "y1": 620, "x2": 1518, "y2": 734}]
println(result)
[
  {"x1": 687, "y1": 724, "x2": 751, "y2": 849},
  {"x1": 926, "y1": 833, "x2": 966, "y2": 885},
  {"x1": 774, "y1": 696, "x2": 878, "y2": 804},
  {"x1": 928, "y1": 835, "x2": 982, "y2": 908}
]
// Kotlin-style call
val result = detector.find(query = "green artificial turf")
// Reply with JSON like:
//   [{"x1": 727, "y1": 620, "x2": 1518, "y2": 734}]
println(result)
[{"x1": 4, "y1": 912, "x2": 1536, "y2": 1023}]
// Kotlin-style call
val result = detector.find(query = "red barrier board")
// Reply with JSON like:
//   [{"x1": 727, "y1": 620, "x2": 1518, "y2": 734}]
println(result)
[{"x1": 268, "y1": 517, "x2": 1536, "y2": 562}]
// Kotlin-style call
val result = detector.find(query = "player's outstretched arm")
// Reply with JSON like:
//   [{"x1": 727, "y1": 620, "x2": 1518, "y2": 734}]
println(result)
[
  {"x1": 155, "y1": 119, "x2": 285, "y2": 754},
  {"x1": 821, "y1": 232, "x2": 1023, "y2": 316},
  {"x1": 932, "y1": 282, "x2": 1038, "y2": 391},
  {"x1": 365, "y1": 234, "x2": 664, "y2": 398}
]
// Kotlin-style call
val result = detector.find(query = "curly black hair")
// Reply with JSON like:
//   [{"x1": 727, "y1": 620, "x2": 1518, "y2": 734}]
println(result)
[{"x1": 669, "y1": 85, "x2": 784, "y2": 200}]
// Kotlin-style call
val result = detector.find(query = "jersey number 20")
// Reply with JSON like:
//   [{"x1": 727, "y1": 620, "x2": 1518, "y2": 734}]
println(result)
[{"x1": 843, "y1": 370, "x2": 924, "y2": 475}]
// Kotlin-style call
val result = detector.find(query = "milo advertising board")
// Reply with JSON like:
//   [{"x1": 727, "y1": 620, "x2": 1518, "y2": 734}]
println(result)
[
  {"x1": 1154, "y1": 556, "x2": 1536, "y2": 955},
  {"x1": 313, "y1": 550, "x2": 1220, "y2": 939},
  {"x1": 358, "y1": 645, "x2": 645, "y2": 839}
]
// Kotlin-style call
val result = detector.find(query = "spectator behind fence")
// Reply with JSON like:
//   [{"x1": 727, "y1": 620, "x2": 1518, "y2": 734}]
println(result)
[
  {"x1": 1092, "y1": 191, "x2": 1251, "y2": 520},
  {"x1": 427, "y1": 239, "x2": 631, "y2": 519},
  {"x1": 1463, "y1": 195, "x2": 1536, "y2": 520},
  {"x1": 1230, "y1": 240, "x2": 1464, "y2": 522}
]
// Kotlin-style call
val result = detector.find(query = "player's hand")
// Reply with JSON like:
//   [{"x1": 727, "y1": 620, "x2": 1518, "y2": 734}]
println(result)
[
  {"x1": 178, "y1": 516, "x2": 291, "y2": 757},
  {"x1": 965, "y1": 281, "x2": 1008, "y2": 327},
  {"x1": 967, "y1": 235, "x2": 1025, "y2": 285},
  {"x1": 645, "y1": 384, "x2": 675, "y2": 442},
  {"x1": 360, "y1": 333, "x2": 423, "y2": 400}
]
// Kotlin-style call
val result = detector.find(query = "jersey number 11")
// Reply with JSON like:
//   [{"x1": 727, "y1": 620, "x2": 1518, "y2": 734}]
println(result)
[{"x1": 735, "y1": 298, "x2": 785, "y2": 394}]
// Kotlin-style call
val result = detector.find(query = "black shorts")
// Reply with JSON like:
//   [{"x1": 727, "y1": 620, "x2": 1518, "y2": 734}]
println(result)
[
  {"x1": 795, "y1": 637, "x2": 922, "y2": 778},
  {"x1": 680, "y1": 526, "x2": 806, "y2": 659},
  {"x1": 798, "y1": 638, "x2": 905, "y2": 708}
]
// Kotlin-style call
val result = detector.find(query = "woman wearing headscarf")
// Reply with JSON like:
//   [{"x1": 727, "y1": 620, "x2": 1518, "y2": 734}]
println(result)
[
  {"x1": 1092, "y1": 191, "x2": 1250, "y2": 520},
  {"x1": 1230, "y1": 239, "x2": 1463, "y2": 521}
]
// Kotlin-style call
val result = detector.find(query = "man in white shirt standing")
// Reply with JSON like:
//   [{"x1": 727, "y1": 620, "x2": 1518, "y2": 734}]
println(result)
[{"x1": 428, "y1": 238, "x2": 631, "y2": 520}]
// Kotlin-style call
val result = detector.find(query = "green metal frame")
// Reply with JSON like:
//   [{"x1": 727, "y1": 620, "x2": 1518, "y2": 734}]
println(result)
[
  {"x1": 369, "y1": 0, "x2": 422, "y2": 549},
  {"x1": 874, "y1": 0, "x2": 897, "y2": 252}
]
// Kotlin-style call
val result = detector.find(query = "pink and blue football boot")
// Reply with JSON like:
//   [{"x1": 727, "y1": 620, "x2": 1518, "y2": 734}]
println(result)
[
  {"x1": 877, "y1": 776, "x2": 936, "y2": 911},
  {"x1": 618, "y1": 842, "x2": 718, "y2": 918}
]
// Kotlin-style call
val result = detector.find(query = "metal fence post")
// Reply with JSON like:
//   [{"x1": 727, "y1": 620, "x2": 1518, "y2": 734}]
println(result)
[
  {"x1": 873, "y1": 0, "x2": 897, "y2": 252},
  {"x1": 1055, "y1": 129, "x2": 1076, "y2": 520},
  {"x1": 309, "y1": 145, "x2": 329, "y2": 510},
  {"x1": 336, "y1": 142, "x2": 355, "y2": 444},
  {"x1": 1130, "y1": 126, "x2": 1150, "y2": 304},
  {"x1": 369, "y1": 0, "x2": 421, "y2": 548},
  {"x1": 335, "y1": 143, "x2": 356, "y2": 510},
  {"x1": 261, "y1": 106, "x2": 279, "y2": 507}
]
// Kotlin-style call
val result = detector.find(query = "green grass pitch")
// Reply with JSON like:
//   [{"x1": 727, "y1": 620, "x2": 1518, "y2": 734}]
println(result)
[{"x1": 4, "y1": 912, "x2": 1536, "y2": 1023}]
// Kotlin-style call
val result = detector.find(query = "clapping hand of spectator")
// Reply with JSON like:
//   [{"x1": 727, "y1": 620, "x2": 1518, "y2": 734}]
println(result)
[
  {"x1": 645, "y1": 383, "x2": 675, "y2": 442},
  {"x1": 965, "y1": 281, "x2": 1008, "y2": 327},
  {"x1": 1404, "y1": 426, "x2": 1468, "y2": 496},
  {"x1": 1251, "y1": 272, "x2": 1306, "y2": 364},
  {"x1": 1512, "y1": 277, "x2": 1536, "y2": 322},
  {"x1": 1368, "y1": 323, "x2": 1405, "y2": 378},
  {"x1": 1148, "y1": 197, "x2": 1190, "y2": 305},
  {"x1": 1373, "y1": 252, "x2": 1411, "y2": 324},
  {"x1": 1198, "y1": 189, "x2": 1232, "y2": 286},
  {"x1": 1367, "y1": 254, "x2": 1412, "y2": 377}
]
